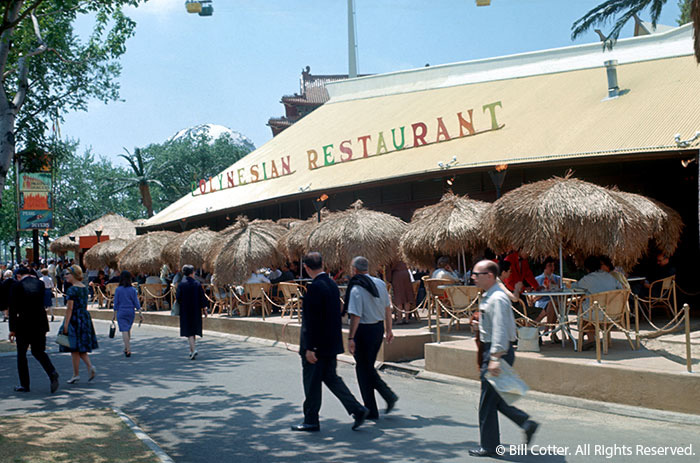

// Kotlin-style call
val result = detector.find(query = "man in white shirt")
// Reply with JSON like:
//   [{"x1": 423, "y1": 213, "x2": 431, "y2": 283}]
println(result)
[
  {"x1": 346, "y1": 256, "x2": 398, "y2": 420},
  {"x1": 431, "y1": 256, "x2": 460, "y2": 282}
]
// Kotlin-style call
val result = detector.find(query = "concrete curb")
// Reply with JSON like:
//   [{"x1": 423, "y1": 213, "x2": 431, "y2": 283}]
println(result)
[
  {"x1": 413, "y1": 369, "x2": 700, "y2": 427},
  {"x1": 113, "y1": 407, "x2": 175, "y2": 463}
]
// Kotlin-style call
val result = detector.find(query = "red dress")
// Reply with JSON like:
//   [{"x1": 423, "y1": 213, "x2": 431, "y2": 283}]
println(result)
[{"x1": 390, "y1": 261, "x2": 414, "y2": 306}]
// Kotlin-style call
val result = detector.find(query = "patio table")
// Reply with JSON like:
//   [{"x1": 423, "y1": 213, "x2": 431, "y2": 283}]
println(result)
[
  {"x1": 525, "y1": 288, "x2": 586, "y2": 350},
  {"x1": 626, "y1": 276, "x2": 646, "y2": 283}
]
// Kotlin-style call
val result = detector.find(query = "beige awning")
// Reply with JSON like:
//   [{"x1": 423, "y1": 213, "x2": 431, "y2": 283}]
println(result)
[{"x1": 144, "y1": 54, "x2": 700, "y2": 229}]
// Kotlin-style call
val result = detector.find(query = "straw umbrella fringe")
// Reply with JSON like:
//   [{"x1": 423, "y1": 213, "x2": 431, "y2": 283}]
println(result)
[
  {"x1": 483, "y1": 176, "x2": 653, "y2": 269},
  {"x1": 278, "y1": 209, "x2": 332, "y2": 261},
  {"x1": 207, "y1": 217, "x2": 288, "y2": 285},
  {"x1": 400, "y1": 192, "x2": 489, "y2": 269},
  {"x1": 117, "y1": 231, "x2": 177, "y2": 275},
  {"x1": 50, "y1": 213, "x2": 138, "y2": 254},
  {"x1": 161, "y1": 228, "x2": 218, "y2": 270},
  {"x1": 306, "y1": 200, "x2": 407, "y2": 273},
  {"x1": 83, "y1": 238, "x2": 133, "y2": 270}
]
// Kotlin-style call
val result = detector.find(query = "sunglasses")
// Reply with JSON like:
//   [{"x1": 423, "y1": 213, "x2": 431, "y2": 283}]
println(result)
[{"x1": 471, "y1": 271, "x2": 492, "y2": 277}]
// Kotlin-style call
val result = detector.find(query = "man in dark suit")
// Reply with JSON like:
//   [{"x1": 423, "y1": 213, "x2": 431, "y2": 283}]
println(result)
[
  {"x1": 292, "y1": 252, "x2": 368, "y2": 432},
  {"x1": 9, "y1": 267, "x2": 59, "y2": 393}
]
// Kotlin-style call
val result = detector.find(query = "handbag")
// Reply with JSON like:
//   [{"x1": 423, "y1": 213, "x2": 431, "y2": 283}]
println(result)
[
  {"x1": 516, "y1": 326, "x2": 540, "y2": 352},
  {"x1": 56, "y1": 333, "x2": 71, "y2": 348},
  {"x1": 109, "y1": 320, "x2": 116, "y2": 338}
]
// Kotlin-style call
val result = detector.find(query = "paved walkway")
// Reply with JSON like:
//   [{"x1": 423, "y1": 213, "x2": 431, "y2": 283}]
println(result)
[{"x1": 1, "y1": 319, "x2": 698, "y2": 462}]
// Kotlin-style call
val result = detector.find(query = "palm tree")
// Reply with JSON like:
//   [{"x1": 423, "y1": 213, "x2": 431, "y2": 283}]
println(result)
[
  {"x1": 572, "y1": 0, "x2": 700, "y2": 62},
  {"x1": 116, "y1": 148, "x2": 164, "y2": 218}
]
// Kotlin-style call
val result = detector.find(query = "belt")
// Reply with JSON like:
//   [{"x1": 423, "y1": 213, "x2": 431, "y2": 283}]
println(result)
[{"x1": 359, "y1": 321, "x2": 383, "y2": 326}]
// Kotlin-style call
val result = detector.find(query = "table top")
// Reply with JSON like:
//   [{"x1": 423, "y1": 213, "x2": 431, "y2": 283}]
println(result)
[
  {"x1": 525, "y1": 288, "x2": 586, "y2": 297},
  {"x1": 627, "y1": 276, "x2": 646, "y2": 283},
  {"x1": 437, "y1": 284, "x2": 472, "y2": 290}
]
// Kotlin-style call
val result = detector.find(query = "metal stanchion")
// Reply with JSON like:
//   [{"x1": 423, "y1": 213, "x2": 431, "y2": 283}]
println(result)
[
  {"x1": 594, "y1": 301, "x2": 601, "y2": 363},
  {"x1": 436, "y1": 298, "x2": 441, "y2": 343},
  {"x1": 684, "y1": 303, "x2": 692, "y2": 373},
  {"x1": 635, "y1": 296, "x2": 640, "y2": 350}
]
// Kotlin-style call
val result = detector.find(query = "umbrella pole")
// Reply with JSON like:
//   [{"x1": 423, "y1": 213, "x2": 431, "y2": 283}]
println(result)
[
  {"x1": 462, "y1": 249, "x2": 467, "y2": 280},
  {"x1": 559, "y1": 243, "x2": 564, "y2": 289}
]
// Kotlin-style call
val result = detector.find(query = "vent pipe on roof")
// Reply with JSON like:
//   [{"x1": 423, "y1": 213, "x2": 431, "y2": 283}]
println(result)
[{"x1": 605, "y1": 60, "x2": 620, "y2": 99}]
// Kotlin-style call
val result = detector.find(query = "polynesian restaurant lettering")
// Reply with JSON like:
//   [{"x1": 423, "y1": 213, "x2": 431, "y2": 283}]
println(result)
[{"x1": 191, "y1": 100, "x2": 503, "y2": 196}]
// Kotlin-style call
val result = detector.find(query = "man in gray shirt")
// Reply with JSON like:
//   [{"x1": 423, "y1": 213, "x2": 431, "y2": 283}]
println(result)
[
  {"x1": 469, "y1": 259, "x2": 538, "y2": 458},
  {"x1": 346, "y1": 256, "x2": 398, "y2": 420}
]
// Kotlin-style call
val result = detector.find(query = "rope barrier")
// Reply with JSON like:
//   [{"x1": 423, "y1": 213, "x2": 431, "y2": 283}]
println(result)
[
  {"x1": 141, "y1": 286, "x2": 171, "y2": 300},
  {"x1": 261, "y1": 289, "x2": 289, "y2": 310},
  {"x1": 435, "y1": 297, "x2": 479, "y2": 324}
]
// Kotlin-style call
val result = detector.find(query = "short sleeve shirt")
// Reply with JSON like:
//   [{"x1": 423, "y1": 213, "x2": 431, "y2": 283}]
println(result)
[{"x1": 348, "y1": 276, "x2": 391, "y2": 324}]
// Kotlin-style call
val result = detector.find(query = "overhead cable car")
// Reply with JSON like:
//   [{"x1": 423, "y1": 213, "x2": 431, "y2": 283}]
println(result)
[{"x1": 185, "y1": 1, "x2": 213, "y2": 17}]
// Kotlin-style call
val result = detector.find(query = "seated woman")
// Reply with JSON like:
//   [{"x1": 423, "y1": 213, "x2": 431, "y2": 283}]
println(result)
[
  {"x1": 431, "y1": 256, "x2": 460, "y2": 282},
  {"x1": 89, "y1": 270, "x2": 107, "y2": 308}
]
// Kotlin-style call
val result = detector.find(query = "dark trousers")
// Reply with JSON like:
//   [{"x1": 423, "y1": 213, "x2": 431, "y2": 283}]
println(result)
[
  {"x1": 479, "y1": 342, "x2": 529, "y2": 452},
  {"x1": 302, "y1": 354, "x2": 363, "y2": 425},
  {"x1": 17, "y1": 333, "x2": 56, "y2": 389},
  {"x1": 353, "y1": 321, "x2": 397, "y2": 417}
]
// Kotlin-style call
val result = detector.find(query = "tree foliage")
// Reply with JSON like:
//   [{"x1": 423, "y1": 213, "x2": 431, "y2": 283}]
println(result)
[
  {"x1": 678, "y1": 0, "x2": 692, "y2": 24},
  {"x1": 571, "y1": 0, "x2": 671, "y2": 42},
  {"x1": 142, "y1": 133, "x2": 254, "y2": 208},
  {"x1": 0, "y1": 0, "x2": 145, "y2": 203}
]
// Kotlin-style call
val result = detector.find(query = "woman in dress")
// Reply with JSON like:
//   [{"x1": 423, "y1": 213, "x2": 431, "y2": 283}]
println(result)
[
  {"x1": 390, "y1": 261, "x2": 414, "y2": 324},
  {"x1": 61, "y1": 265, "x2": 98, "y2": 384},
  {"x1": 176, "y1": 265, "x2": 207, "y2": 359},
  {"x1": 113, "y1": 271, "x2": 142, "y2": 357}
]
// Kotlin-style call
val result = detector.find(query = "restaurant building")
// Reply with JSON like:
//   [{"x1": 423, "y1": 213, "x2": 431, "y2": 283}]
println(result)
[{"x1": 142, "y1": 24, "x2": 700, "y2": 290}]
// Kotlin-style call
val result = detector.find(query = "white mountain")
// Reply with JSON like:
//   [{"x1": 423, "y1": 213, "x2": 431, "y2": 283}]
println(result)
[{"x1": 167, "y1": 123, "x2": 255, "y2": 150}]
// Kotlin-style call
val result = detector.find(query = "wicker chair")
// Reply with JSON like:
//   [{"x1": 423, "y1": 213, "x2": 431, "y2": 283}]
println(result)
[
  {"x1": 638, "y1": 275, "x2": 677, "y2": 320},
  {"x1": 278, "y1": 282, "x2": 304, "y2": 321},
  {"x1": 141, "y1": 283, "x2": 166, "y2": 311},
  {"x1": 577, "y1": 289, "x2": 633, "y2": 353},
  {"x1": 442, "y1": 285, "x2": 480, "y2": 332},
  {"x1": 244, "y1": 283, "x2": 272, "y2": 319}
]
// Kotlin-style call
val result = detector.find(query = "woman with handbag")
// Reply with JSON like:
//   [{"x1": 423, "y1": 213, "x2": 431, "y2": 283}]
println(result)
[
  {"x1": 60, "y1": 265, "x2": 98, "y2": 384},
  {"x1": 113, "y1": 271, "x2": 142, "y2": 357}
]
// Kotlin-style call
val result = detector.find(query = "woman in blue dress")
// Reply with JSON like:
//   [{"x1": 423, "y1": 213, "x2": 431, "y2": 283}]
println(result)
[
  {"x1": 60, "y1": 265, "x2": 98, "y2": 384},
  {"x1": 113, "y1": 271, "x2": 142, "y2": 357}
]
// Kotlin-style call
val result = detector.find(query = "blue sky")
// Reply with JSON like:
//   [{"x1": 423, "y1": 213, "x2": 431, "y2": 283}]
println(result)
[{"x1": 61, "y1": 0, "x2": 684, "y2": 164}]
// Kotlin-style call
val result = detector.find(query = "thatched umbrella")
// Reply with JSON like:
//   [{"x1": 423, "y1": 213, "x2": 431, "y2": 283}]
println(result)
[
  {"x1": 83, "y1": 238, "x2": 133, "y2": 270},
  {"x1": 483, "y1": 176, "x2": 655, "y2": 274},
  {"x1": 400, "y1": 192, "x2": 489, "y2": 269},
  {"x1": 161, "y1": 228, "x2": 218, "y2": 271},
  {"x1": 277, "y1": 209, "x2": 331, "y2": 262},
  {"x1": 306, "y1": 200, "x2": 407, "y2": 273},
  {"x1": 609, "y1": 190, "x2": 683, "y2": 259},
  {"x1": 277, "y1": 218, "x2": 303, "y2": 229},
  {"x1": 207, "y1": 217, "x2": 288, "y2": 285},
  {"x1": 50, "y1": 213, "x2": 138, "y2": 255},
  {"x1": 117, "y1": 231, "x2": 177, "y2": 275}
]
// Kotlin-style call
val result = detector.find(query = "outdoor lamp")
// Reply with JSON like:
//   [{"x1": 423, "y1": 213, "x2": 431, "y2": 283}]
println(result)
[
  {"x1": 95, "y1": 229, "x2": 102, "y2": 243},
  {"x1": 68, "y1": 236, "x2": 75, "y2": 242}
]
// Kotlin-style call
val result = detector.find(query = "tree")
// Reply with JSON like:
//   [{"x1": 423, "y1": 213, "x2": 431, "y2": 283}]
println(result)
[
  {"x1": 0, "y1": 0, "x2": 144, "y2": 205},
  {"x1": 142, "y1": 132, "x2": 254, "y2": 207},
  {"x1": 53, "y1": 141, "x2": 144, "y2": 236},
  {"x1": 678, "y1": 0, "x2": 692, "y2": 24},
  {"x1": 117, "y1": 147, "x2": 164, "y2": 218},
  {"x1": 572, "y1": 0, "x2": 700, "y2": 62}
]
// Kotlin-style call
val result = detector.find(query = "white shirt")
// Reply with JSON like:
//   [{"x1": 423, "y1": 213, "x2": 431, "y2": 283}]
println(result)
[
  {"x1": 347, "y1": 275, "x2": 391, "y2": 324},
  {"x1": 41, "y1": 275, "x2": 54, "y2": 289},
  {"x1": 246, "y1": 272, "x2": 270, "y2": 284},
  {"x1": 145, "y1": 276, "x2": 162, "y2": 285},
  {"x1": 431, "y1": 268, "x2": 460, "y2": 282}
]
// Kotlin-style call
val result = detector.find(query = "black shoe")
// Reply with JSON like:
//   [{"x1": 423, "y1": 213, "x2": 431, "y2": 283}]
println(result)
[
  {"x1": 291, "y1": 423, "x2": 320, "y2": 432},
  {"x1": 386, "y1": 395, "x2": 398, "y2": 414},
  {"x1": 352, "y1": 407, "x2": 369, "y2": 430},
  {"x1": 366, "y1": 413, "x2": 379, "y2": 420},
  {"x1": 50, "y1": 372, "x2": 59, "y2": 394},
  {"x1": 523, "y1": 420, "x2": 539, "y2": 444},
  {"x1": 14, "y1": 386, "x2": 29, "y2": 393},
  {"x1": 468, "y1": 447, "x2": 497, "y2": 457}
]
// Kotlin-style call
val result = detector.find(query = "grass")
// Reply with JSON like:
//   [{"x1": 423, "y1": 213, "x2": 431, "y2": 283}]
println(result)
[{"x1": 0, "y1": 409, "x2": 162, "y2": 463}]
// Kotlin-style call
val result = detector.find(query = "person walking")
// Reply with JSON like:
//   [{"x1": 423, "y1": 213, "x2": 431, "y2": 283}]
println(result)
[
  {"x1": 176, "y1": 265, "x2": 207, "y2": 359},
  {"x1": 61, "y1": 265, "x2": 98, "y2": 384},
  {"x1": 113, "y1": 271, "x2": 143, "y2": 357},
  {"x1": 9, "y1": 267, "x2": 59, "y2": 393},
  {"x1": 469, "y1": 259, "x2": 539, "y2": 457},
  {"x1": 346, "y1": 256, "x2": 398, "y2": 420},
  {"x1": 292, "y1": 252, "x2": 369, "y2": 432},
  {"x1": 40, "y1": 269, "x2": 55, "y2": 322},
  {"x1": 1, "y1": 269, "x2": 14, "y2": 322}
]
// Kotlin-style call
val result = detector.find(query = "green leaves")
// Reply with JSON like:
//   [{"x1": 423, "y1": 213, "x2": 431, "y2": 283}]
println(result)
[{"x1": 571, "y1": 0, "x2": 671, "y2": 43}]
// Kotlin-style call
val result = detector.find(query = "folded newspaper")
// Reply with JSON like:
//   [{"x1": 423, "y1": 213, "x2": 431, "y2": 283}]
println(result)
[{"x1": 484, "y1": 359, "x2": 530, "y2": 404}]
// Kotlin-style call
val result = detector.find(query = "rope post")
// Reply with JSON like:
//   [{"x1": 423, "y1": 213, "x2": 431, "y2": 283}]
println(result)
[
  {"x1": 635, "y1": 296, "x2": 640, "y2": 350},
  {"x1": 427, "y1": 296, "x2": 433, "y2": 332},
  {"x1": 684, "y1": 303, "x2": 692, "y2": 373},
  {"x1": 436, "y1": 297, "x2": 441, "y2": 343},
  {"x1": 594, "y1": 301, "x2": 601, "y2": 363}
]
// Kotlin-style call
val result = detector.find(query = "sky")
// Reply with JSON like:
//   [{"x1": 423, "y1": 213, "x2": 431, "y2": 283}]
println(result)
[{"x1": 60, "y1": 0, "x2": 684, "y2": 165}]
